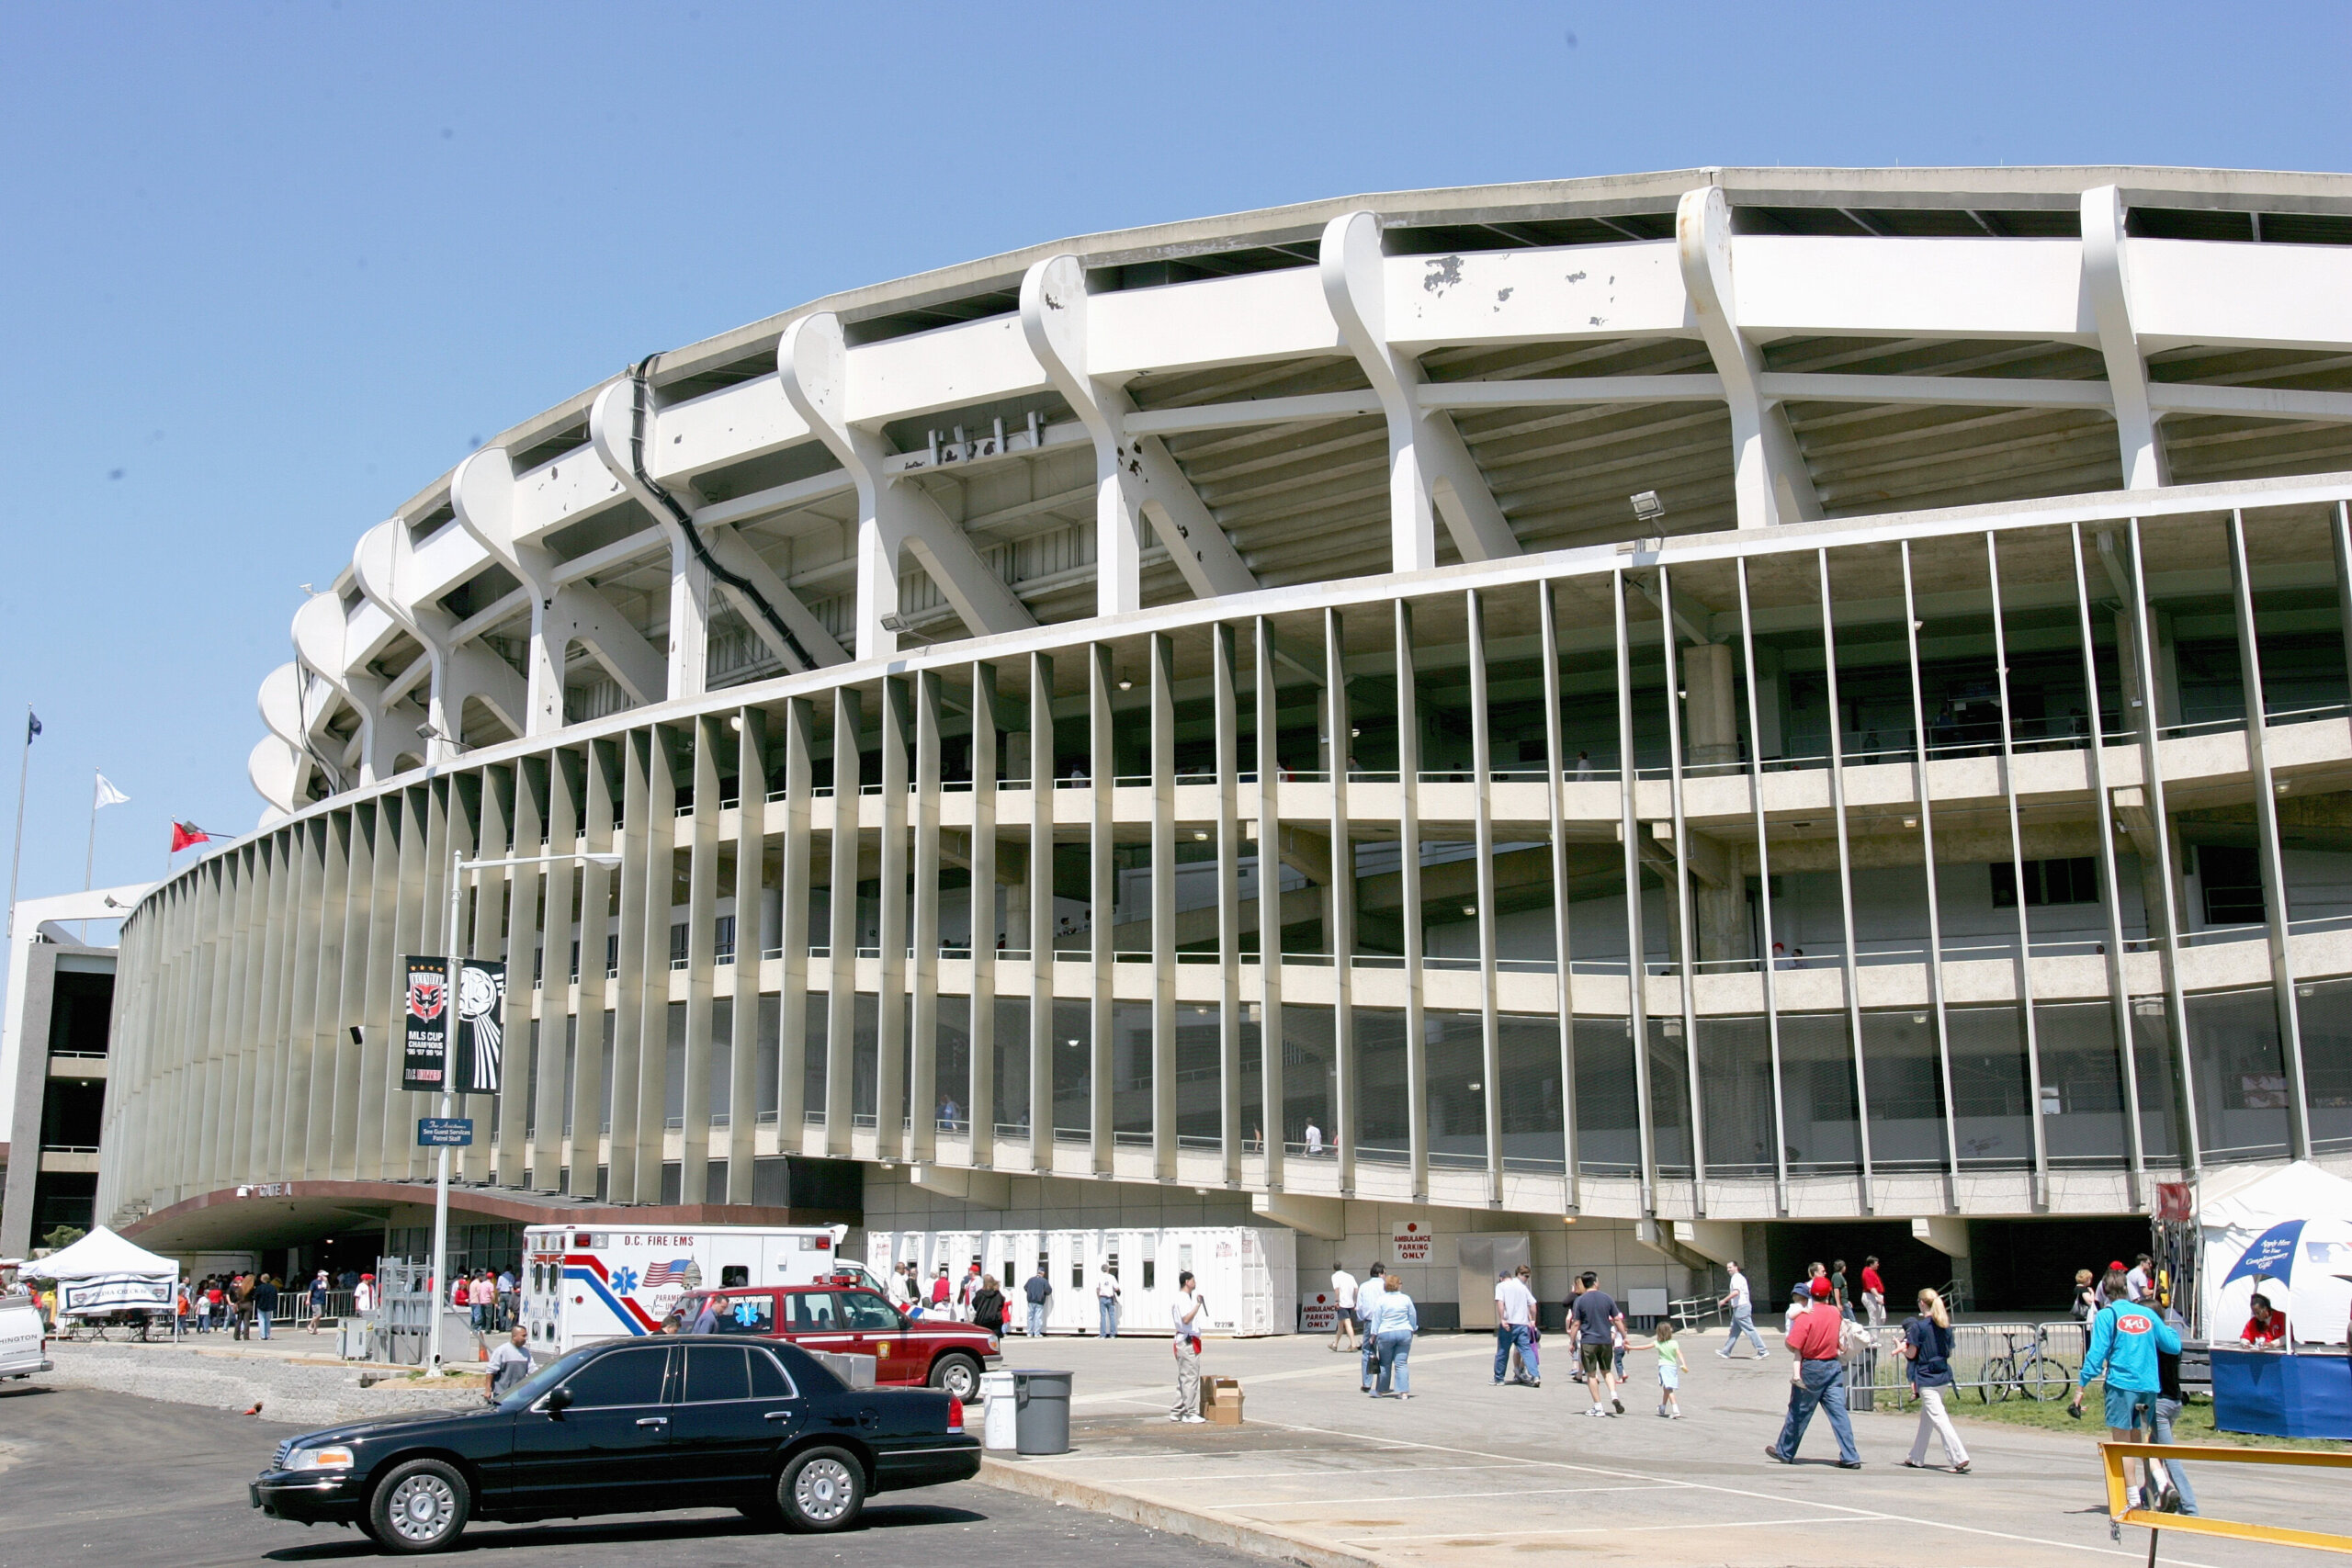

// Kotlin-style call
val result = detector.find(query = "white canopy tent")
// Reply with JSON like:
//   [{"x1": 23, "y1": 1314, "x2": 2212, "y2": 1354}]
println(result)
[
  {"x1": 2197, "y1": 1161, "x2": 2352, "y2": 1346},
  {"x1": 20, "y1": 1224, "x2": 179, "y2": 1315}
]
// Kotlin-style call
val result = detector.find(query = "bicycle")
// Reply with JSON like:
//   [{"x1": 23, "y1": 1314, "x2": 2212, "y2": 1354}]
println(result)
[{"x1": 1977, "y1": 1325, "x2": 2070, "y2": 1403}]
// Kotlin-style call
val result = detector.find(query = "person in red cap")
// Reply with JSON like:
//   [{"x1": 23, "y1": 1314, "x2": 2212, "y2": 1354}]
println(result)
[{"x1": 1765, "y1": 1277, "x2": 1862, "y2": 1468}]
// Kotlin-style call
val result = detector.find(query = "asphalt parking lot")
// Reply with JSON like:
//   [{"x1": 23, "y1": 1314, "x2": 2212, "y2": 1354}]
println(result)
[{"x1": 0, "y1": 1382, "x2": 1259, "y2": 1568}]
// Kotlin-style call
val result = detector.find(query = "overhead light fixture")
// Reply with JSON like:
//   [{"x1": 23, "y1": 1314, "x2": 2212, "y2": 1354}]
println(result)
[
  {"x1": 1193, "y1": 829, "x2": 1209, "y2": 840},
  {"x1": 1350, "y1": 727, "x2": 1361, "y2": 738},
  {"x1": 1902, "y1": 817, "x2": 1917, "y2": 829},
  {"x1": 1462, "y1": 904, "x2": 1477, "y2": 917},
  {"x1": 877, "y1": 613, "x2": 910, "y2": 634},
  {"x1": 1117, "y1": 678, "x2": 1133, "y2": 692},
  {"x1": 1629, "y1": 490, "x2": 1665, "y2": 525}
]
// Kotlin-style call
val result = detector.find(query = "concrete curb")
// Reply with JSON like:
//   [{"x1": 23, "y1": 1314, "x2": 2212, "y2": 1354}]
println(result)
[{"x1": 975, "y1": 1454, "x2": 1381, "y2": 1568}]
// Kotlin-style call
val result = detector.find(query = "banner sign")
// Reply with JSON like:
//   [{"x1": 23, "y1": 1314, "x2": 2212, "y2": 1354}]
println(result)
[
  {"x1": 456, "y1": 958, "x2": 507, "y2": 1094},
  {"x1": 417, "y1": 1117, "x2": 475, "y2": 1147},
  {"x1": 402, "y1": 956, "x2": 449, "y2": 1089},
  {"x1": 61, "y1": 1273, "x2": 175, "y2": 1314}
]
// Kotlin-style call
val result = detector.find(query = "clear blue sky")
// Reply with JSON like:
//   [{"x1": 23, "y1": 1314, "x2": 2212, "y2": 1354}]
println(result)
[{"x1": 3, "y1": 0, "x2": 2347, "y2": 919}]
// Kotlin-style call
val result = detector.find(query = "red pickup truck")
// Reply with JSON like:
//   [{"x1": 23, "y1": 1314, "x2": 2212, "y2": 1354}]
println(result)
[{"x1": 672, "y1": 1282, "x2": 1000, "y2": 1401}]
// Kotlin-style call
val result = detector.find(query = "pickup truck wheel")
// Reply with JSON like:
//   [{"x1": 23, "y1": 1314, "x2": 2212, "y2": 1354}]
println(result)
[
  {"x1": 777, "y1": 1445, "x2": 865, "y2": 1532},
  {"x1": 930, "y1": 1351, "x2": 982, "y2": 1401},
  {"x1": 368, "y1": 1458, "x2": 470, "y2": 1553}
]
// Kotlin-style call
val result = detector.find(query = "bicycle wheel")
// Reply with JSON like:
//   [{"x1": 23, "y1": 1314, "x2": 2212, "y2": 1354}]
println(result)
[
  {"x1": 2025, "y1": 1354, "x2": 2069, "y2": 1403},
  {"x1": 1983, "y1": 1355, "x2": 2018, "y2": 1402}
]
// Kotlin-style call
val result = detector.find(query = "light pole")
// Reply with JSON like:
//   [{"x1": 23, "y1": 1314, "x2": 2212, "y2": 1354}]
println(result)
[{"x1": 426, "y1": 848, "x2": 621, "y2": 1372}]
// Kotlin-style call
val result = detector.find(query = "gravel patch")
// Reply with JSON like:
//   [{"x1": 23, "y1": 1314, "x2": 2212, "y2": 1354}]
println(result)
[{"x1": 33, "y1": 1342, "x2": 494, "y2": 1429}]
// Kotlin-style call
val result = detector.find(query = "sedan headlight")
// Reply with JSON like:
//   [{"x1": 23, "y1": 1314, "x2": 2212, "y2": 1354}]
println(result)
[{"x1": 285, "y1": 1445, "x2": 356, "y2": 1472}]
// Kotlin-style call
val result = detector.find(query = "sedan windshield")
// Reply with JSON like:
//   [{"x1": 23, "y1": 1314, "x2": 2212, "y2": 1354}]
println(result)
[{"x1": 498, "y1": 1344, "x2": 599, "y2": 1412}]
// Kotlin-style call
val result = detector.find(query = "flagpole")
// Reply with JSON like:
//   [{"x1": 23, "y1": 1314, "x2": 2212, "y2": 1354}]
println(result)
[
  {"x1": 6, "y1": 707, "x2": 34, "y2": 950},
  {"x1": 83, "y1": 770, "x2": 98, "y2": 942}
]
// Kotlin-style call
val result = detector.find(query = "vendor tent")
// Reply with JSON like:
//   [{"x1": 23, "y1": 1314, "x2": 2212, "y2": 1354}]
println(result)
[
  {"x1": 2198, "y1": 1161, "x2": 2352, "y2": 1345},
  {"x1": 19, "y1": 1225, "x2": 179, "y2": 1314}
]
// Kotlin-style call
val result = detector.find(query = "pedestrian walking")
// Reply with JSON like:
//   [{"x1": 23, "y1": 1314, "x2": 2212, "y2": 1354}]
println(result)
[
  {"x1": 1718, "y1": 1261, "x2": 1770, "y2": 1359},
  {"x1": 353, "y1": 1273, "x2": 376, "y2": 1316},
  {"x1": 1023, "y1": 1261, "x2": 1054, "y2": 1337},
  {"x1": 2072, "y1": 1271, "x2": 2180, "y2": 1507},
  {"x1": 1494, "y1": 1266, "x2": 1539, "y2": 1386},
  {"x1": 1655, "y1": 1320, "x2": 1687, "y2": 1418},
  {"x1": 306, "y1": 1269, "x2": 329, "y2": 1332},
  {"x1": 971, "y1": 1274, "x2": 1007, "y2": 1340},
  {"x1": 486, "y1": 1325, "x2": 532, "y2": 1402},
  {"x1": 1860, "y1": 1256, "x2": 1886, "y2": 1327},
  {"x1": 1329, "y1": 1264, "x2": 1359, "y2": 1351},
  {"x1": 231, "y1": 1273, "x2": 255, "y2": 1340},
  {"x1": 2071, "y1": 1268, "x2": 2099, "y2": 1322},
  {"x1": 1569, "y1": 1272, "x2": 1624, "y2": 1416},
  {"x1": 1355, "y1": 1264, "x2": 1387, "y2": 1392},
  {"x1": 1368, "y1": 1272, "x2": 1419, "y2": 1398},
  {"x1": 2138, "y1": 1328, "x2": 2199, "y2": 1515},
  {"x1": 1765, "y1": 1278, "x2": 1862, "y2": 1468},
  {"x1": 1170, "y1": 1270, "x2": 1207, "y2": 1423},
  {"x1": 1830, "y1": 1258, "x2": 1850, "y2": 1315},
  {"x1": 1095, "y1": 1259, "x2": 1122, "y2": 1337},
  {"x1": 1304, "y1": 1121, "x2": 1324, "y2": 1157},
  {"x1": 1897, "y1": 1288, "x2": 1969, "y2": 1473}
]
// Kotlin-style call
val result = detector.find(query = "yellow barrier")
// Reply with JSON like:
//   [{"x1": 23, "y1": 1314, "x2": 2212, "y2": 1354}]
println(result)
[{"x1": 2100, "y1": 1440, "x2": 2352, "y2": 1557}]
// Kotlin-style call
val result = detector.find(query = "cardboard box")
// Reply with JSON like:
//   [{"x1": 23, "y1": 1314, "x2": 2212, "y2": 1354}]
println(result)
[{"x1": 1204, "y1": 1375, "x2": 1244, "y2": 1425}]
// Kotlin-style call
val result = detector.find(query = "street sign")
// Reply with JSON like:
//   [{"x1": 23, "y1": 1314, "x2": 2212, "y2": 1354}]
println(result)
[{"x1": 416, "y1": 1117, "x2": 474, "y2": 1147}]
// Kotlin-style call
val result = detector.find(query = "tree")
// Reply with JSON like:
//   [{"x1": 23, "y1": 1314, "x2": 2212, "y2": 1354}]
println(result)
[{"x1": 40, "y1": 1224, "x2": 85, "y2": 1251}]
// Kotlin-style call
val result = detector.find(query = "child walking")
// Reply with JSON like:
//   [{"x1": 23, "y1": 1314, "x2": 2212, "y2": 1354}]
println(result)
[{"x1": 1656, "y1": 1320, "x2": 1688, "y2": 1418}]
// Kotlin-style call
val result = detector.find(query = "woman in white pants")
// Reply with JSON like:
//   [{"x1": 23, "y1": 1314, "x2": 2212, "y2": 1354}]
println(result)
[{"x1": 1899, "y1": 1288, "x2": 1970, "y2": 1473}]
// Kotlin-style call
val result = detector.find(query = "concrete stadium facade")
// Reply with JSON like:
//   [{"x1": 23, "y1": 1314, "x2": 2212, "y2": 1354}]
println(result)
[{"x1": 97, "y1": 167, "x2": 2352, "y2": 1310}]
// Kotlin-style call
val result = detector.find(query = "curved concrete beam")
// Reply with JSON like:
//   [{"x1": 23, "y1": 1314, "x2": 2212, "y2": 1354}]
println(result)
[
  {"x1": 2081, "y1": 185, "x2": 2166, "y2": 491},
  {"x1": 1321, "y1": 211, "x2": 1519, "y2": 570},
  {"x1": 1676, "y1": 186, "x2": 1822, "y2": 530},
  {"x1": 351, "y1": 518, "x2": 528, "y2": 755}
]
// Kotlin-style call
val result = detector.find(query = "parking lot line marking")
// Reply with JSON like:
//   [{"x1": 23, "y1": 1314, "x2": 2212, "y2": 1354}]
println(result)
[
  {"x1": 1343, "y1": 1512, "x2": 1889, "y2": 1544},
  {"x1": 1258, "y1": 1417, "x2": 2236, "y2": 1568},
  {"x1": 1073, "y1": 1461, "x2": 1556, "y2": 1486},
  {"x1": 1219, "y1": 1482, "x2": 1681, "y2": 1509}
]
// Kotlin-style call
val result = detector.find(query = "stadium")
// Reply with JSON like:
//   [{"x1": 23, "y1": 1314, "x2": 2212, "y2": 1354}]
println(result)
[{"x1": 87, "y1": 165, "x2": 2352, "y2": 1315}]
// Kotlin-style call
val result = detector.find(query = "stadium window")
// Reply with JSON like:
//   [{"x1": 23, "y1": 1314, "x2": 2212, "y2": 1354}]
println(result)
[
  {"x1": 1990, "y1": 857, "x2": 2101, "y2": 908},
  {"x1": 2197, "y1": 845, "x2": 2266, "y2": 926}
]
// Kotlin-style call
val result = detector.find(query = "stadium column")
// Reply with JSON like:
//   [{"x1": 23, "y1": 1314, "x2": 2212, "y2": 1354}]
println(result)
[
  {"x1": 251, "y1": 831, "x2": 292, "y2": 1180},
  {"x1": 1539, "y1": 583, "x2": 1580, "y2": 1206},
  {"x1": 1985, "y1": 535, "x2": 2053, "y2": 1205},
  {"x1": 1325, "y1": 609, "x2": 1356, "y2": 1193},
  {"x1": 1675, "y1": 186, "x2": 1823, "y2": 531},
  {"x1": 232, "y1": 840, "x2": 273, "y2": 1184},
  {"x1": 1089, "y1": 645, "x2": 1115, "y2": 1174},
  {"x1": 1321, "y1": 209, "x2": 1519, "y2": 573},
  {"x1": 1900, "y1": 545, "x2": 1965, "y2": 1201},
  {"x1": 462, "y1": 766, "x2": 510, "y2": 1187},
  {"x1": 1467, "y1": 592, "x2": 1503, "y2": 1204},
  {"x1": 286, "y1": 818, "x2": 331, "y2": 1181},
  {"x1": 606, "y1": 731, "x2": 652, "y2": 1201},
  {"x1": 681, "y1": 716, "x2": 724, "y2": 1201},
  {"x1": 568, "y1": 741, "x2": 620, "y2": 1198},
  {"x1": 1150, "y1": 632, "x2": 1178, "y2": 1181},
  {"x1": 824, "y1": 690, "x2": 862, "y2": 1156},
  {"x1": 1396, "y1": 600, "x2": 1430, "y2": 1201},
  {"x1": 1212, "y1": 625, "x2": 1243, "y2": 1186},
  {"x1": 2081, "y1": 186, "x2": 2168, "y2": 491},
  {"x1": 911, "y1": 671, "x2": 944, "y2": 1166},
  {"x1": 968, "y1": 663, "x2": 1001, "y2": 1168},
  {"x1": 2229, "y1": 511, "x2": 2315, "y2": 1160},
  {"x1": 1253, "y1": 618, "x2": 1286, "y2": 1188},
  {"x1": 635, "y1": 727, "x2": 684, "y2": 1203},
  {"x1": 729, "y1": 705, "x2": 769, "y2": 1196},
  {"x1": 775, "y1": 699, "x2": 815, "y2": 1146},
  {"x1": 876, "y1": 677, "x2": 913, "y2": 1161},
  {"x1": 1657, "y1": 570, "x2": 1708, "y2": 1201},
  {"x1": 1026, "y1": 654, "x2": 1055, "y2": 1168},
  {"x1": 1612, "y1": 571, "x2": 1657, "y2": 1213},
  {"x1": 313, "y1": 810, "x2": 354, "y2": 1181},
  {"x1": 1813, "y1": 550, "x2": 1878, "y2": 1211},
  {"x1": 354, "y1": 795, "x2": 401, "y2": 1183},
  {"x1": 530, "y1": 752, "x2": 578, "y2": 1192}
]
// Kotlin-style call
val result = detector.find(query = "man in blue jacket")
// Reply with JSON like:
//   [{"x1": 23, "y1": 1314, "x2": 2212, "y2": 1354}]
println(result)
[{"x1": 2071, "y1": 1271, "x2": 2181, "y2": 1505}]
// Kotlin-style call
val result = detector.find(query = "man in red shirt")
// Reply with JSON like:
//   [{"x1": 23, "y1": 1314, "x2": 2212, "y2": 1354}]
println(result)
[
  {"x1": 1860, "y1": 1256, "x2": 1886, "y2": 1327},
  {"x1": 1765, "y1": 1279, "x2": 1861, "y2": 1469}
]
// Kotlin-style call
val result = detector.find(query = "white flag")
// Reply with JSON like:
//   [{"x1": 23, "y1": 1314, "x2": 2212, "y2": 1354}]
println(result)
[{"x1": 94, "y1": 773, "x2": 129, "y2": 809}]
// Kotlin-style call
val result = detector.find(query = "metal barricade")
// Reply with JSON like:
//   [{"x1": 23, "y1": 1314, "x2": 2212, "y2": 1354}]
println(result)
[
  {"x1": 2102, "y1": 1440, "x2": 2352, "y2": 1555},
  {"x1": 372, "y1": 1258, "x2": 433, "y2": 1365},
  {"x1": 1846, "y1": 1319, "x2": 2087, "y2": 1407}
]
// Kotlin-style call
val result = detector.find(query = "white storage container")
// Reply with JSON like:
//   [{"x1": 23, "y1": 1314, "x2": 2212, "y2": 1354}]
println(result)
[{"x1": 853, "y1": 1224, "x2": 1296, "y2": 1336}]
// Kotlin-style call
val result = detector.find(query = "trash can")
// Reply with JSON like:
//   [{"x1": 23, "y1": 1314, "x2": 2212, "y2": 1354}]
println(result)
[
  {"x1": 1011, "y1": 1369, "x2": 1073, "y2": 1455},
  {"x1": 978, "y1": 1370, "x2": 1018, "y2": 1451}
]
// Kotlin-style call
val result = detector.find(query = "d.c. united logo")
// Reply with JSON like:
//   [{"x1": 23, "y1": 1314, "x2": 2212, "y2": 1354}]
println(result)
[{"x1": 408, "y1": 975, "x2": 447, "y2": 1021}]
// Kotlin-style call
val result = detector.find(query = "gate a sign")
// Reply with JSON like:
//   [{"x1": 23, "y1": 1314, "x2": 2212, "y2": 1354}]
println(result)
[{"x1": 402, "y1": 957, "x2": 449, "y2": 1089}]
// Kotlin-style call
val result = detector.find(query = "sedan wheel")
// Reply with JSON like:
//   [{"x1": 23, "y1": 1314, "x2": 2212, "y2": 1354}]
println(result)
[
  {"x1": 780, "y1": 1446, "x2": 865, "y2": 1532},
  {"x1": 368, "y1": 1458, "x2": 470, "y2": 1553}
]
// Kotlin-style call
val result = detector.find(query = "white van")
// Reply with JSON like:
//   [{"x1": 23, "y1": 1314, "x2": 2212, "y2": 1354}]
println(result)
[
  {"x1": 0, "y1": 1295, "x2": 51, "y2": 1378},
  {"x1": 521, "y1": 1223, "x2": 888, "y2": 1355}
]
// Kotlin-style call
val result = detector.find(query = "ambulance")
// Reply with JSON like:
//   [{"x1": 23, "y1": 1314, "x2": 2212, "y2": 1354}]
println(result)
[{"x1": 523, "y1": 1223, "x2": 888, "y2": 1354}]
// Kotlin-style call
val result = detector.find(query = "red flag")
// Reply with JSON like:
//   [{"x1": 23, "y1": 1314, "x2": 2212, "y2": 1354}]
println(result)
[{"x1": 170, "y1": 820, "x2": 211, "y2": 852}]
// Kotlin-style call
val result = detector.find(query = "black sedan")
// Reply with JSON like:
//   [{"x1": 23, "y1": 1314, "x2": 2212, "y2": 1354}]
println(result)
[{"x1": 251, "y1": 1337, "x2": 980, "y2": 1553}]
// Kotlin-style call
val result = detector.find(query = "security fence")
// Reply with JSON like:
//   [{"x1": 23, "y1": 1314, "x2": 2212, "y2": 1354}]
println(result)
[{"x1": 1846, "y1": 1319, "x2": 2090, "y2": 1408}]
